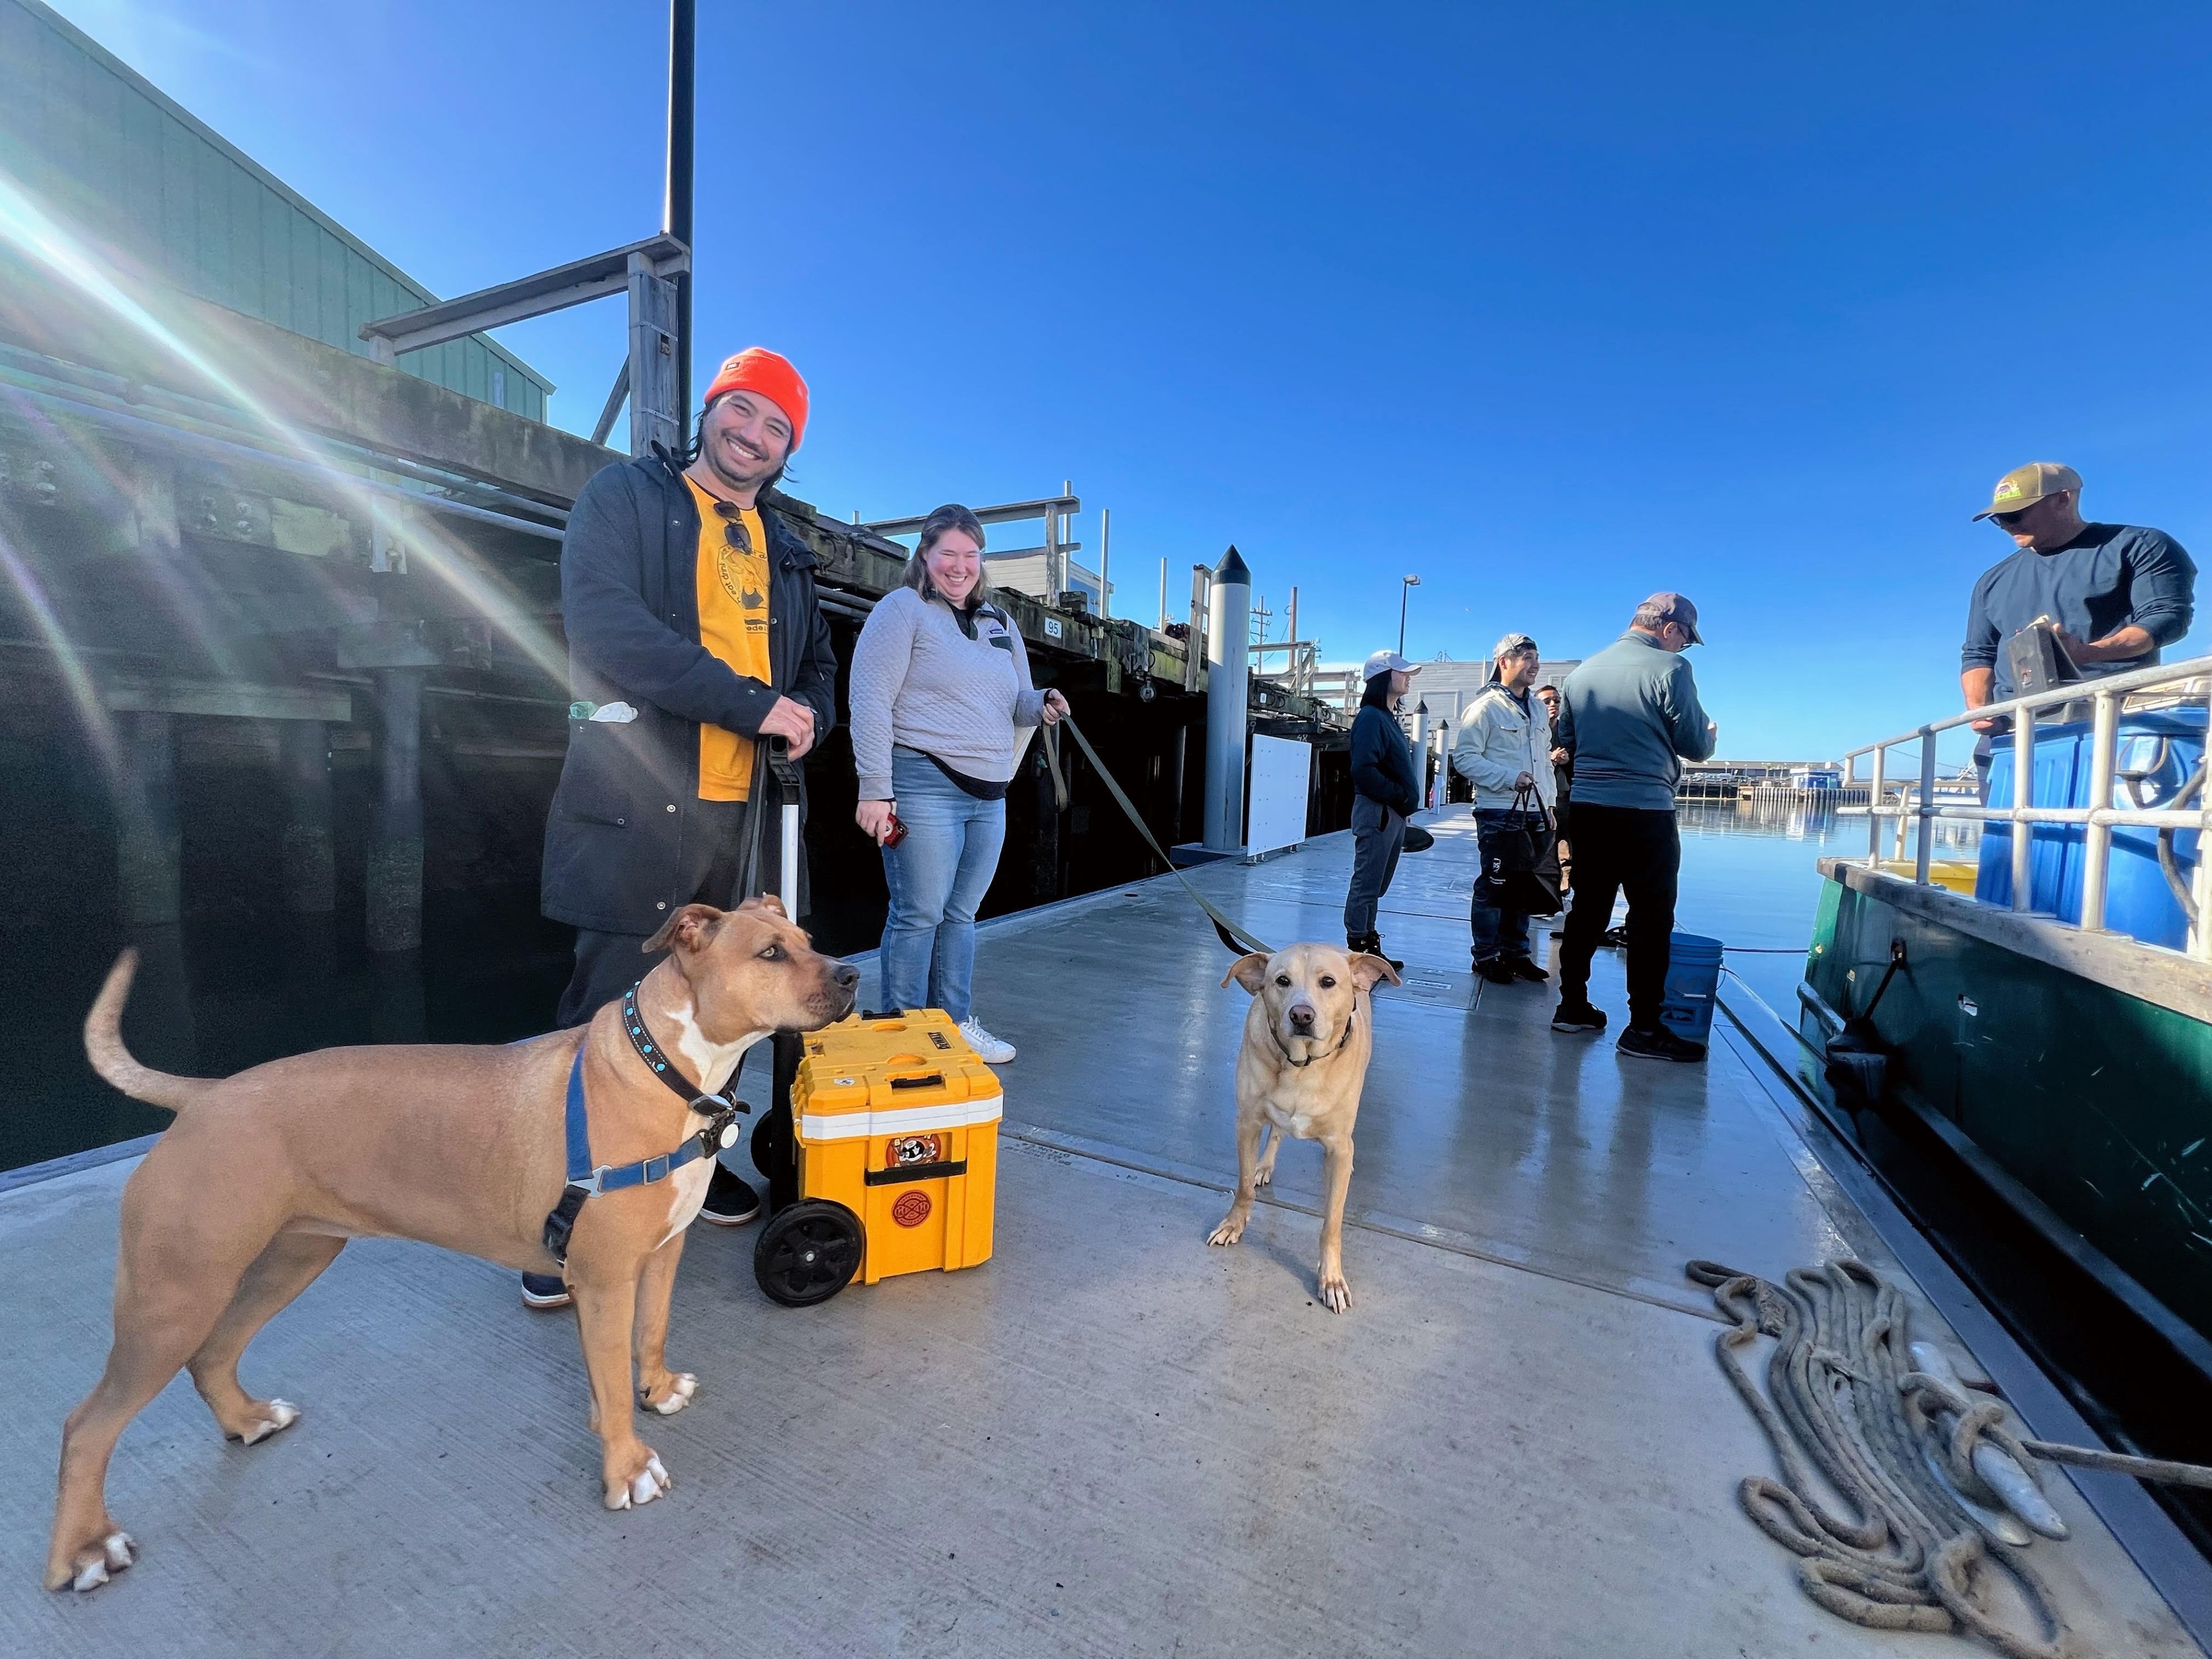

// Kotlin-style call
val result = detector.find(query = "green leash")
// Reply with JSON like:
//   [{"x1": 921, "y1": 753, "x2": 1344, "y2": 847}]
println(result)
[{"x1": 1048, "y1": 713, "x2": 1275, "y2": 959}]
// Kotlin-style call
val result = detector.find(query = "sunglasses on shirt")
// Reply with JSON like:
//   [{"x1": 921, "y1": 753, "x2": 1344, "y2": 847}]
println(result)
[{"x1": 710, "y1": 499, "x2": 753, "y2": 554}]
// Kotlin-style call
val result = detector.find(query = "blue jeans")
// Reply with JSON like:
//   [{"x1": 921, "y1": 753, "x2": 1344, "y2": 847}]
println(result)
[
  {"x1": 1470, "y1": 808, "x2": 1543, "y2": 963},
  {"x1": 878, "y1": 749, "x2": 1006, "y2": 1022}
]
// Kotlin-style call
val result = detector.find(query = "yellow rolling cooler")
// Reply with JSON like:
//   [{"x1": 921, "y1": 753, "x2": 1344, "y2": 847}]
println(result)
[{"x1": 750, "y1": 1009, "x2": 1003, "y2": 1306}]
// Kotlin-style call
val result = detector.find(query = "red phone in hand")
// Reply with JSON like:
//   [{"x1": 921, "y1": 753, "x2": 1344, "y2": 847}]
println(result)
[{"x1": 882, "y1": 812, "x2": 907, "y2": 849}]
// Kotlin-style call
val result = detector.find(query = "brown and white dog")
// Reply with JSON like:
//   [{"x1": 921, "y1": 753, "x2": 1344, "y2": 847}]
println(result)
[
  {"x1": 46, "y1": 897, "x2": 856, "y2": 1594},
  {"x1": 1206, "y1": 943, "x2": 1400, "y2": 1312}
]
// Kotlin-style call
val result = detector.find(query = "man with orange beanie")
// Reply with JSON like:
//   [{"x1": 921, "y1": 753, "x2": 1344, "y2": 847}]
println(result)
[{"x1": 528, "y1": 348, "x2": 837, "y2": 1303}]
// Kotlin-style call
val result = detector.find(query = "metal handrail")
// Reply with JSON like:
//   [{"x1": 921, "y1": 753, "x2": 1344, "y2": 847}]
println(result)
[{"x1": 1840, "y1": 653, "x2": 2212, "y2": 959}]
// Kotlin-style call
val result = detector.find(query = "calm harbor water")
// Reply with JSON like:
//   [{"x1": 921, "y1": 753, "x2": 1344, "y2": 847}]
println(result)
[{"x1": 1668, "y1": 797, "x2": 1980, "y2": 1017}]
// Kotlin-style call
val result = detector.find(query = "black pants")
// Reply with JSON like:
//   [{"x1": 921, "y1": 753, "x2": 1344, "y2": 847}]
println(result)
[
  {"x1": 555, "y1": 797, "x2": 755, "y2": 1028},
  {"x1": 1557, "y1": 804, "x2": 1679, "y2": 1030}
]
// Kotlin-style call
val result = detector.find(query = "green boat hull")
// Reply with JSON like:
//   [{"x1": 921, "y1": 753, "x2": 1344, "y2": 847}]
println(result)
[{"x1": 1805, "y1": 868, "x2": 2212, "y2": 1343}]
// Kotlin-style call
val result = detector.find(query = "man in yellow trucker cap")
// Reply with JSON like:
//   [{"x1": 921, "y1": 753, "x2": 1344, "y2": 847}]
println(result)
[{"x1": 1960, "y1": 462, "x2": 2195, "y2": 769}]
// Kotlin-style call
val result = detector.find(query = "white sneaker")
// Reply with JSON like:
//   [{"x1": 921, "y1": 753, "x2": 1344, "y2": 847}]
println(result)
[{"x1": 959, "y1": 1017, "x2": 1016, "y2": 1064}]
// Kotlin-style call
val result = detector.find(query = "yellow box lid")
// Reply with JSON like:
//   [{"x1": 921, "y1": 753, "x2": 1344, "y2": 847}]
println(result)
[{"x1": 795, "y1": 1010, "x2": 1000, "y2": 1115}]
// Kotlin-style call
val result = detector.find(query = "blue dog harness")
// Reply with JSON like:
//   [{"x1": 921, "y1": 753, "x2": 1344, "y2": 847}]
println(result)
[{"x1": 540, "y1": 982, "x2": 748, "y2": 1263}]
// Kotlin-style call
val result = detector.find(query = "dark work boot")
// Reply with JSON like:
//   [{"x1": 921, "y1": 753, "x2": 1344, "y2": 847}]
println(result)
[{"x1": 1349, "y1": 932, "x2": 1403, "y2": 973}]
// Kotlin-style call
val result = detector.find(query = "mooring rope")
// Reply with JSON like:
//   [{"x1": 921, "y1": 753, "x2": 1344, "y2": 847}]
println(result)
[{"x1": 1686, "y1": 1259, "x2": 2076, "y2": 1659}]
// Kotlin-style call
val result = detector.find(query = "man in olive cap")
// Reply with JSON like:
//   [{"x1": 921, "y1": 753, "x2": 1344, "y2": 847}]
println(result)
[{"x1": 1961, "y1": 464, "x2": 2195, "y2": 759}]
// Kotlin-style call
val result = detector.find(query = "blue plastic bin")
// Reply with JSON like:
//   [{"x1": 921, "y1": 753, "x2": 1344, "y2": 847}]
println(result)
[
  {"x1": 1660, "y1": 931, "x2": 1724, "y2": 1046},
  {"x1": 1976, "y1": 709, "x2": 2203, "y2": 948}
]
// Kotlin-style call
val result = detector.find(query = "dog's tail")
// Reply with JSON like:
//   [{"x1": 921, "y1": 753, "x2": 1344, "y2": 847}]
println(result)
[{"x1": 84, "y1": 949, "x2": 217, "y2": 1112}]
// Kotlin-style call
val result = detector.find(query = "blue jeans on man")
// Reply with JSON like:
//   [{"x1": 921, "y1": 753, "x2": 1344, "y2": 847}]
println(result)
[
  {"x1": 879, "y1": 748, "x2": 1006, "y2": 1021},
  {"x1": 1471, "y1": 808, "x2": 1546, "y2": 963}
]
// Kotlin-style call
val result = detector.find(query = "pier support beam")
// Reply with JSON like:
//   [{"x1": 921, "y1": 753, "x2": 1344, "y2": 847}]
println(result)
[
  {"x1": 1202, "y1": 546, "x2": 1251, "y2": 853},
  {"x1": 115, "y1": 711, "x2": 180, "y2": 927},
  {"x1": 368, "y1": 669, "x2": 425, "y2": 954},
  {"x1": 278, "y1": 720, "x2": 336, "y2": 916}
]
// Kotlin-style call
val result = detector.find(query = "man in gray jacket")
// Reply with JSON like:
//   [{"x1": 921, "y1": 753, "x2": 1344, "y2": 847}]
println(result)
[
  {"x1": 1451, "y1": 633, "x2": 1556, "y2": 984},
  {"x1": 1551, "y1": 593, "x2": 1717, "y2": 1061}
]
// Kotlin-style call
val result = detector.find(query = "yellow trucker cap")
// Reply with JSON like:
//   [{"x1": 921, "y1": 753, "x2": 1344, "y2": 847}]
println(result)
[{"x1": 1973, "y1": 462, "x2": 2082, "y2": 521}]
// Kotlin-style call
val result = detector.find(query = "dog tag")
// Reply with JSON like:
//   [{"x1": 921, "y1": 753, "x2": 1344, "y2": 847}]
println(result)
[{"x1": 717, "y1": 1122, "x2": 741, "y2": 1150}]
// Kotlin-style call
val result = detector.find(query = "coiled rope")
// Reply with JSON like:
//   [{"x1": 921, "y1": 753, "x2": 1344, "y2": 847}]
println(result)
[{"x1": 1687, "y1": 1259, "x2": 2076, "y2": 1659}]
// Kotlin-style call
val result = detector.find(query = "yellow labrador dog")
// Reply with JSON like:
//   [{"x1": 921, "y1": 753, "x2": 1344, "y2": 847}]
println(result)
[{"x1": 1207, "y1": 943, "x2": 1399, "y2": 1311}]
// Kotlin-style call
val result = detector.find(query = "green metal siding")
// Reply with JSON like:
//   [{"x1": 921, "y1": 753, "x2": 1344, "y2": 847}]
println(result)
[{"x1": 0, "y1": 0, "x2": 552, "y2": 421}]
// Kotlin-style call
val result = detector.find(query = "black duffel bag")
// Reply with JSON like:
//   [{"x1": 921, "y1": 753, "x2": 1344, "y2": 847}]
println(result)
[{"x1": 1480, "y1": 785, "x2": 1562, "y2": 915}]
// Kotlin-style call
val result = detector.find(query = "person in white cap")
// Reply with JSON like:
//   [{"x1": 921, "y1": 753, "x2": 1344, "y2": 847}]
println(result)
[{"x1": 1343, "y1": 650, "x2": 1421, "y2": 971}]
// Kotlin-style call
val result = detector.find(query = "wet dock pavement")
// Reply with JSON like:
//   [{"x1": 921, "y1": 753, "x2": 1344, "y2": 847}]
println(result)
[{"x1": 0, "y1": 812, "x2": 2199, "y2": 1656}]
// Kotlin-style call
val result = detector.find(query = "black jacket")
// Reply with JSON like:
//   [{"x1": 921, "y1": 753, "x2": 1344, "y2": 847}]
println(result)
[
  {"x1": 541, "y1": 452, "x2": 839, "y2": 934},
  {"x1": 1349, "y1": 691, "x2": 1421, "y2": 817}
]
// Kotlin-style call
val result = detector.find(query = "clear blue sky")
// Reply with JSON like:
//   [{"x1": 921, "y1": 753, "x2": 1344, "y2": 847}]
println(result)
[{"x1": 54, "y1": 0, "x2": 2212, "y2": 759}]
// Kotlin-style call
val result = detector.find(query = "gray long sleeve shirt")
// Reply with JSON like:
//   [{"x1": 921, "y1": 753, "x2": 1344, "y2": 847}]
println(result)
[
  {"x1": 849, "y1": 586, "x2": 1046, "y2": 800},
  {"x1": 1555, "y1": 630, "x2": 1715, "y2": 810}
]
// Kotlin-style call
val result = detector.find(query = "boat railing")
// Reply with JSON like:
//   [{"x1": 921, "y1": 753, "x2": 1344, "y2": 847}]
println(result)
[{"x1": 1839, "y1": 652, "x2": 2212, "y2": 959}]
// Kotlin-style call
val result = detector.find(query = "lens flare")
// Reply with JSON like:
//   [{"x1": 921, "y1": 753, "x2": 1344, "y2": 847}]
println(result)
[{"x1": 0, "y1": 168, "x2": 573, "y2": 702}]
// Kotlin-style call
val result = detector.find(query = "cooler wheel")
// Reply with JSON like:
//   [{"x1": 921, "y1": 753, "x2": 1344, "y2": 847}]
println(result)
[{"x1": 753, "y1": 1199, "x2": 863, "y2": 1307}]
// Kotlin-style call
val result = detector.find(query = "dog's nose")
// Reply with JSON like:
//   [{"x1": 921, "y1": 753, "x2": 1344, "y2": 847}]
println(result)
[
  {"x1": 1289, "y1": 1002, "x2": 1317, "y2": 1031},
  {"x1": 832, "y1": 964, "x2": 861, "y2": 990}
]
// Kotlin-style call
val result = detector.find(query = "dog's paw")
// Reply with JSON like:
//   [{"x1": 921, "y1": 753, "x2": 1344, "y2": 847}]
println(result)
[
  {"x1": 1253, "y1": 1164, "x2": 1274, "y2": 1189},
  {"x1": 641, "y1": 1373, "x2": 698, "y2": 1416},
  {"x1": 1206, "y1": 1217, "x2": 1245, "y2": 1247},
  {"x1": 604, "y1": 1452, "x2": 672, "y2": 1511},
  {"x1": 233, "y1": 1399, "x2": 300, "y2": 1446},
  {"x1": 62, "y1": 1531, "x2": 136, "y2": 1593},
  {"x1": 1318, "y1": 1271, "x2": 1351, "y2": 1313}
]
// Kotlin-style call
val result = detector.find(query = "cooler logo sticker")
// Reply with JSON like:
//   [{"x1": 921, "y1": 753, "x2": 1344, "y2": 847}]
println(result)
[
  {"x1": 892, "y1": 1190, "x2": 932, "y2": 1228},
  {"x1": 889, "y1": 1135, "x2": 942, "y2": 1165}
]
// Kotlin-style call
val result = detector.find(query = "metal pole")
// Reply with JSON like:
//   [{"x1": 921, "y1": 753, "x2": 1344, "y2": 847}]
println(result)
[
  {"x1": 2010, "y1": 707, "x2": 2036, "y2": 911},
  {"x1": 1398, "y1": 582, "x2": 1410, "y2": 654},
  {"x1": 1203, "y1": 546, "x2": 1252, "y2": 851},
  {"x1": 1867, "y1": 746, "x2": 1886, "y2": 865},
  {"x1": 1286, "y1": 587, "x2": 1298, "y2": 691},
  {"x1": 1184, "y1": 565, "x2": 1208, "y2": 694},
  {"x1": 2198, "y1": 682, "x2": 2212, "y2": 960},
  {"x1": 2080, "y1": 690, "x2": 2119, "y2": 930},
  {"x1": 1099, "y1": 507, "x2": 1111, "y2": 621},
  {"x1": 665, "y1": 0, "x2": 696, "y2": 424},
  {"x1": 1914, "y1": 728, "x2": 1937, "y2": 885},
  {"x1": 1158, "y1": 559, "x2": 1168, "y2": 631}
]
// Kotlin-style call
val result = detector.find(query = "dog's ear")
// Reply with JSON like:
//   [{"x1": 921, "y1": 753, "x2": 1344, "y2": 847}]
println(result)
[
  {"x1": 737, "y1": 894, "x2": 788, "y2": 919},
  {"x1": 1350, "y1": 952, "x2": 1401, "y2": 991},
  {"x1": 643, "y1": 903, "x2": 723, "y2": 956},
  {"x1": 1221, "y1": 952, "x2": 1273, "y2": 994}
]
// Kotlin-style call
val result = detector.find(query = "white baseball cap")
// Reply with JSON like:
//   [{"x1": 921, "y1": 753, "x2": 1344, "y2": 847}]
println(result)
[{"x1": 1362, "y1": 650, "x2": 1417, "y2": 680}]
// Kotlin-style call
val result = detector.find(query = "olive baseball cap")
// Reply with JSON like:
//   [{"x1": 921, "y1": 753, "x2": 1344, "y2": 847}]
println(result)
[{"x1": 1973, "y1": 462, "x2": 2081, "y2": 522}]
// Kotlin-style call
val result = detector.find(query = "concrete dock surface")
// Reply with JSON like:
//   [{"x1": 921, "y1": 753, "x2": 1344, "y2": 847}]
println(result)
[{"x1": 0, "y1": 812, "x2": 2198, "y2": 1657}]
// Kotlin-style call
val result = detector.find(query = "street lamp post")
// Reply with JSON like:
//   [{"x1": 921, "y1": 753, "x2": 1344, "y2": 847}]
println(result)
[{"x1": 1398, "y1": 574, "x2": 1421, "y2": 654}]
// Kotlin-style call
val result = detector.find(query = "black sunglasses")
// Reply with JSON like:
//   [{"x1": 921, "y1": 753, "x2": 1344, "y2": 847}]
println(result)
[{"x1": 710, "y1": 499, "x2": 753, "y2": 554}]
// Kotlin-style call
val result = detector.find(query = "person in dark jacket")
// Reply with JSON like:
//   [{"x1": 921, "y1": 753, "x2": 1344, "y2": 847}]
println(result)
[
  {"x1": 1344, "y1": 649, "x2": 1422, "y2": 970},
  {"x1": 525, "y1": 347, "x2": 836, "y2": 1307}
]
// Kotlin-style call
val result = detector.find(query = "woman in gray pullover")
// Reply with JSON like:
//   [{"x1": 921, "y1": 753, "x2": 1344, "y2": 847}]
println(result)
[{"x1": 849, "y1": 504, "x2": 1068, "y2": 1061}]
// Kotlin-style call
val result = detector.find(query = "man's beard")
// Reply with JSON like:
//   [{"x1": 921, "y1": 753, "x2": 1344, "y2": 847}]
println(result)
[{"x1": 706, "y1": 435, "x2": 774, "y2": 493}]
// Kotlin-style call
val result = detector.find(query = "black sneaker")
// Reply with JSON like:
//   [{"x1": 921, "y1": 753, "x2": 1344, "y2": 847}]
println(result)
[
  {"x1": 699, "y1": 1165, "x2": 762, "y2": 1227},
  {"x1": 520, "y1": 1271, "x2": 571, "y2": 1310},
  {"x1": 1508, "y1": 958, "x2": 1550, "y2": 983},
  {"x1": 1474, "y1": 957, "x2": 1516, "y2": 986},
  {"x1": 1347, "y1": 934, "x2": 1404, "y2": 973},
  {"x1": 1617, "y1": 1024, "x2": 1707, "y2": 1063},
  {"x1": 1551, "y1": 1001, "x2": 1607, "y2": 1033}
]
